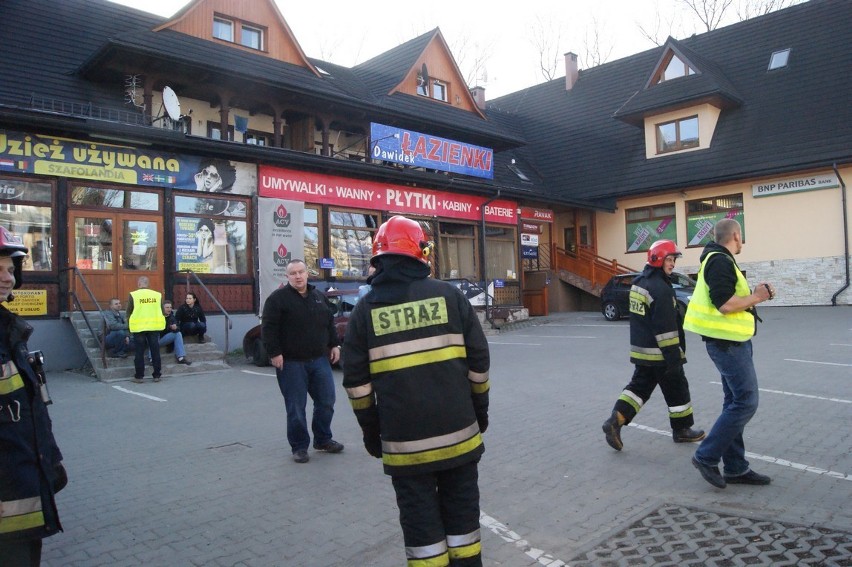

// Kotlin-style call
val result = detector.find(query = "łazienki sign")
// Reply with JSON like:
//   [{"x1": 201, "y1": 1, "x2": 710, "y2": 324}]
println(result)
[{"x1": 259, "y1": 165, "x2": 517, "y2": 224}]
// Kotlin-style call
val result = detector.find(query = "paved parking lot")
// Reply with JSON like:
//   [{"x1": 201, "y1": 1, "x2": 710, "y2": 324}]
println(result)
[{"x1": 38, "y1": 306, "x2": 851, "y2": 566}]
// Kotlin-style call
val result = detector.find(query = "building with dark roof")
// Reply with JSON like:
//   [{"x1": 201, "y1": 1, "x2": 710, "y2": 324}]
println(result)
[{"x1": 0, "y1": 0, "x2": 848, "y2": 369}]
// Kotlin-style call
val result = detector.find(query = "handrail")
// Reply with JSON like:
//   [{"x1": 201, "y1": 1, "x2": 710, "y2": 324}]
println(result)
[
  {"x1": 59, "y1": 266, "x2": 109, "y2": 368},
  {"x1": 175, "y1": 270, "x2": 232, "y2": 363},
  {"x1": 553, "y1": 245, "x2": 637, "y2": 290}
]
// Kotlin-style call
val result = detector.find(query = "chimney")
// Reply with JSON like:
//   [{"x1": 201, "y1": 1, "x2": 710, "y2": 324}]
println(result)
[
  {"x1": 470, "y1": 86, "x2": 486, "y2": 110},
  {"x1": 565, "y1": 52, "x2": 579, "y2": 91}
]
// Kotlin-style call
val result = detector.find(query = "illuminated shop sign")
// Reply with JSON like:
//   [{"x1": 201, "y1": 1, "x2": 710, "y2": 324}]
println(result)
[
  {"x1": 370, "y1": 123, "x2": 493, "y2": 180},
  {"x1": 259, "y1": 165, "x2": 516, "y2": 224}
]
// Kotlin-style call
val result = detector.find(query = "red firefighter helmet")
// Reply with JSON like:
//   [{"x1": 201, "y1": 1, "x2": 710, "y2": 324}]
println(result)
[
  {"x1": 0, "y1": 226, "x2": 28, "y2": 289},
  {"x1": 371, "y1": 215, "x2": 433, "y2": 264},
  {"x1": 647, "y1": 239, "x2": 681, "y2": 268}
]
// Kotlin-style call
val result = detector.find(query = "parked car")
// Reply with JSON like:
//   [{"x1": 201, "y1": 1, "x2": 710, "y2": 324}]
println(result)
[
  {"x1": 243, "y1": 288, "x2": 359, "y2": 367},
  {"x1": 600, "y1": 271, "x2": 696, "y2": 321}
]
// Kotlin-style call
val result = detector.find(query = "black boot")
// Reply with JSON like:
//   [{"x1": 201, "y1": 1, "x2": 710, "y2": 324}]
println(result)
[
  {"x1": 673, "y1": 427, "x2": 706, "y2": 443},
  {"x1": 602, "y1": 411, "x2": 625, "y2": 451}
]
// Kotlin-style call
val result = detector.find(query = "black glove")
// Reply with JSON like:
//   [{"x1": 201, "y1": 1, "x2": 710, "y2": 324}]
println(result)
[
  {"x1": 361, "y1": 423, "x2": 382, "y2": 459},
  {"x1": 53, "y1": 463, "x2": 68, "y2": 493},
  {"x1": 476, "y1": 410, "x2": 489, "y2": 434}
]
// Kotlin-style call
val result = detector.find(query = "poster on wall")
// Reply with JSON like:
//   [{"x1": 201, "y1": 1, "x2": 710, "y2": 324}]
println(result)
[
  {"x1": 686, "y1": 210, "x2": 745, "y2": 247},
  {"x1": 176, "y1": 217, "x2": 240, "y2": 274},
  {"x1": 625, "y1": 217, "x2": 677, "y2": 253},
  {"x1": 0, "y1": 129, "x2": 255, "y2": 194},
  {"x1": 258, "y1": 198, "x2": 304, "y2": 314}
]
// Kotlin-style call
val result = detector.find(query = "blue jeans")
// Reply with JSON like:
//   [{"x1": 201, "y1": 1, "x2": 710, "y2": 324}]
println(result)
[
  {"x1": 180, "y1": 321, "x2": 207, "y2": 339},
  {"x1": 159, "y1": 331, "x2": 186, "y2": 358},
  {"x1": 694, "y1": 340, "x2": 759, "y2": 476},
  {"x1": 134, "y1": 331, "x2": 161, "y2": 380},
  {"x1": 275, "y1": 357, "x2": 336, "y2": 453},
  {"x1": 105, "y1": 330, "x2": 129, "y2": 355}
]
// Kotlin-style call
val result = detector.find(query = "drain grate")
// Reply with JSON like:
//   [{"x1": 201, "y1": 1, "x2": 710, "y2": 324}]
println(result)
[{"x1": 569, "y1": 504, "x2": 852, "y2": 566}]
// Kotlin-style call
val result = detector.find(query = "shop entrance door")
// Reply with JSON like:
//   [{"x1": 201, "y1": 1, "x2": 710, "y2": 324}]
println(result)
[{"x1": 69, "y1": 213, "x2": 163, "y2": 310}]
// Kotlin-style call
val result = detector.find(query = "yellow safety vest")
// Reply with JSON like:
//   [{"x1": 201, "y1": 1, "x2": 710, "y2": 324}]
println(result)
[
  {"x1": 683, "y1": 251, "x2": 754, "y2": 342},
  {"x1": 128, "y1": 289, "x2": 165, "y2": 333}
]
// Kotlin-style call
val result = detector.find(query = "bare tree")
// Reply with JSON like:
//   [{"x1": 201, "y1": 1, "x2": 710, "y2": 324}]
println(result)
[
  {"x1": 530, "y1": 15, "x2": 563, "y2": 82},
  {"x1": 677, "y1": 0, "x2": 736, "y2": 31},
  {"x1": 450, "y1": 34, "x2": 495, "y2": 88},
  {"x1": 580, "y1": 17, "x2": 614, "y2": 68},
  {"x1": 736, "y1": 0, "x2": 804, "y2": 20},
  {"x1": 637, "y1": 6, "x2": 681, "y2": 47}
]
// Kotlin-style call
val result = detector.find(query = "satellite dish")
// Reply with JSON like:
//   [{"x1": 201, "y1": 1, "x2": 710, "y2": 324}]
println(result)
[
  {"x1": 419, "y1": 63, "x2": 430, "y2": 87},
  {"x1": 162, "y1": 86, "x2": 181, "y2": 121}
]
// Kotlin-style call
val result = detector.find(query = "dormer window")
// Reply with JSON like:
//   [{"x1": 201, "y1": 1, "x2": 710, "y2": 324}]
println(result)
[
  {"x1": 432, "y1": 80, "x2": 447, "y2": 102},
  {"x1": 656, "y1": 115, "x2": 699, "y2": 153},
  {"x1": 213, "y1": 17, "x2": 233, "y2": 42},
  {"x1": 768, "y1": 49, "x2": 790, "y2": 70},
  {"x1": 653, "y1": 53, "x2": 696, "y2": 85},
  {"x1": 415, "y1": 65, "x2": 449, "y2": 103},
  {"x1": 212, "y1": 14, "x2": 265, "y2": 51}
]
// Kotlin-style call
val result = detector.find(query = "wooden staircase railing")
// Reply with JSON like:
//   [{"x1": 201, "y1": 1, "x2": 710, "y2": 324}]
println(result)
[{"x1": 553, "y1": 245, "x2": 636, "y2": 293}]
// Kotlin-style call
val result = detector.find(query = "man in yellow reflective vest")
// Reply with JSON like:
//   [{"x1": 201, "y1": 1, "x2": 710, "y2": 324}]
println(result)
[
  {"x1": 684, "y1": 218, "x2": 775, "y2": 488},
  {"x1": 343, "y1": 216, "x2": 490, "y2": 567},
  {"x1": 127, "y1": 276, "x2": 165, "y2": 384}
]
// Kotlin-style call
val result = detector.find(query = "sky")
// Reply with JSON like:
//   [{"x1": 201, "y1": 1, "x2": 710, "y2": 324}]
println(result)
[{"x1": 109, "y1": 0, "x2": 753, "y2": 98}]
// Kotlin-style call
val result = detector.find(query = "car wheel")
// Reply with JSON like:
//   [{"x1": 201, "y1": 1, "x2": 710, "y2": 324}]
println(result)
[
  {"x1": 251, "y1": 337, "x2": 269, "y2": 367},
  {"x1": 603, "y1": 302, "x2": 621, "y2": 321}
]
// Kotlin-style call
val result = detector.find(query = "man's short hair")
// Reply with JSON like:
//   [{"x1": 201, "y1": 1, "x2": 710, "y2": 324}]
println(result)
[
  {"x1": 163, "y1": 299, "x2": 173, "y2": 307},
  {"x1": 714, "y1": 218, "x2": 741, "y2": 245},
  {"x1": 286, "y1": 259, "x2": 306, "y2": 273}
]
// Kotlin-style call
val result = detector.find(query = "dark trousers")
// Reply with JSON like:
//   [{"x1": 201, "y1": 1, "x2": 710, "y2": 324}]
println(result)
[
  {"x1": 133, "y1": 331, "x2": 161, "y2": 379},
  {"x1": 391, "y1": 460, "x2": 482, "y2": 566},
  {"x1": 613, "y1": 365, "x2": 695, "y2": 430},
  {"x1": 0, "y1": 538, "x2": 42, "y2": 567},
  {"x1": 180, "y1": 321, "x2": 207, "y2": 340}
]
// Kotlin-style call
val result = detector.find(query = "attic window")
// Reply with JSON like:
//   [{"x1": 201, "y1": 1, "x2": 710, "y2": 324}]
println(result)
[
  {"x1": 656, "y1": 115, "x2": 699, "y2": 153},
  {"x1": 213, "y1": 17, "x2": 234, "y2": 42},
  {"x1": 768, "y1": 49, "x2": 790, "y2": 70},
  {"x1": 508, "y1": 163, "x2": 531, "y2": 182},
  {"x1": 653, "y1": 53, "x2": 696, "y2": 85},
  {"x1": 432, "y1": 81, "x2": 448, "y2": 102},
  {"x1": 241, "y1": 25, "x2": 263, "y2": 50}
]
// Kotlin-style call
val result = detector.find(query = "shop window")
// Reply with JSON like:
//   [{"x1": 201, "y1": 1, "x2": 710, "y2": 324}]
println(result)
[
  {"x1": 656, "y1": 116, "x2": 699, "y2": 154},
  {"x1": 438, "y1": 222, "x2": 476, "y2": 280},
  {"x1": 70, "y1": 186, "x2": 159, "y2": 211},
  {"x1": 685, "y1": 194, "x2": 744, "y2": 247},
  {"x1": 304, "y1": 206, "x2": 321, "y2": 277},
  {"x1": 625, "y1": 203, "x2": 677, "y2": 253},
  {"x1": 485, "y1": 225, "x2": 517, "y2": 280},
  {"x1": 174, "y1": 194, "x2": 249, "y2": 274},
  {"x1": 0, "y1": 178, "x2": 54, "y2": 272},
  {"x1": 329, "y1": 209, "x2": 379, "y2": 278}
]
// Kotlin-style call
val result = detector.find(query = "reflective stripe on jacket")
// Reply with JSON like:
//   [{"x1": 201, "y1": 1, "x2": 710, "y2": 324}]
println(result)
[
  {"x1": 128, "y1": 289, "x2": 164, "y2": 333},
  {"x1": 684, "y1": 251, "x2": 755, "y2": 341},
  {"x1": 628, "y1": 264, "x2": 685, "y2": 367}
]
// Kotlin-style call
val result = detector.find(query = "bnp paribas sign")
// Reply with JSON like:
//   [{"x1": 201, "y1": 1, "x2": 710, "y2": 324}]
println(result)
[{"x1": 752, "y1": 173, "x2": 839, "y2": 197}]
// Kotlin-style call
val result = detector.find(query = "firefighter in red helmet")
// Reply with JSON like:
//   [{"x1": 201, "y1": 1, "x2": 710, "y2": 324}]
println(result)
[
  {"x1": 0, "y1": 226, "x2": 67, "y2": 564},
  {"x1": 601, "y1": 239, "x2": 705, "y2": 450},
  {"x1": 343, "y1": 215, "x2": 490, "y2": 566}
]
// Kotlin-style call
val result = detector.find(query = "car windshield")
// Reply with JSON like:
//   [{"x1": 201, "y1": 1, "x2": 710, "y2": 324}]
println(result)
[{"x1": 671, "y1": 272, "x2": 696, "y2": 288}]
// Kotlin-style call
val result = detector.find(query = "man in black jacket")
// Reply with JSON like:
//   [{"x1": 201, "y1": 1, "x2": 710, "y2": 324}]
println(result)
[
  {"x1": 602, "y1": 239, "x2": 705, "y2": 451},
  {"x1": 343, "y1": 216, "x2": 490, "y2": 566},
  {"x1": 261, "y1": 259, "x2": 343, "y2": 464},
  {"x1": 0, "y1": 226, "x2": 66, "y2": 565}
]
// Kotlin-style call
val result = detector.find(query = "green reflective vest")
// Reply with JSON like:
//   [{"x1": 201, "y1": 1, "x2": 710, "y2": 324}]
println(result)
[
  {"x1": 128, "y1": 289, "x2": 165, "y2": 333},
  {"x1": 683, "y1": 251, "x2": 754, "y2": 342}
]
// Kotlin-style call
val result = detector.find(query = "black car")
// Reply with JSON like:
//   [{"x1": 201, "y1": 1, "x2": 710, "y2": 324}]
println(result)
[
  {"x1": 600, "y1": 271, "x2": 696, "y2": 321},
  {"x1": 243, "y1": 289, "x2": 359, "y2": 366}
]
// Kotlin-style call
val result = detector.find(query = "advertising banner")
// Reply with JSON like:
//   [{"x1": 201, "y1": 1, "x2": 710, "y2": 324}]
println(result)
[
  {"x1": 0, "y1": 129, "x2": 254, "y2": 194},
  {"x1": 259, "y1": 165, "x2": 517, "y2": 224},
  {"x1": 626, "y1": 216, "x2": 677, "y2": 253},
  {"x1": 258, "y1": 198, "x2": 304, "y2": 314},
  {"x1": 687, "y1": 210, "x2": 745, "y2": 247},
  {"x1": 176, "y1": 217, "x2": 240, "y2": 274},
  {"x1": 370, "y1": 123, "x2": 493, "y2": 179}
]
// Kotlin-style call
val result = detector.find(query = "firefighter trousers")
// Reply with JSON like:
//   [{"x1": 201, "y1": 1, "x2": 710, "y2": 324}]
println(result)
[
  {"x1": 613, "y1": 364, "x2": 695, "y2": 430},
  {"x1": 391, "y1": 459, "x2": 482, "y2": 567}
]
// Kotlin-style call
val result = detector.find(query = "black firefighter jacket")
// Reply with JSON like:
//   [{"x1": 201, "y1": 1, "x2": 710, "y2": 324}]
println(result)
[
  {"x1": 628, "y1": 264, "x2": 686, "y2": 369},
  {"x1": 342, "y1": 264, "x2": 490, "y2": 477}
]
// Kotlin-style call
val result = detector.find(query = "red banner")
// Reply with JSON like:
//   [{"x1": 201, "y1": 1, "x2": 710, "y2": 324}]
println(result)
[
  {"x1": 520, "y1": 207, "x2": 554, "y2": 222},
  {"x1": 259, "y1": 166, "x2": 517, "y2": 224}
]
